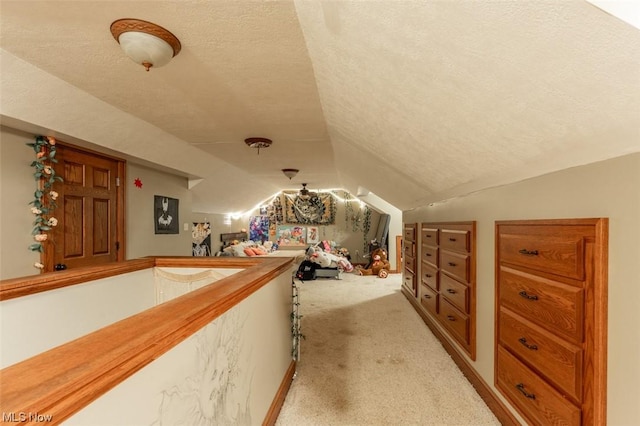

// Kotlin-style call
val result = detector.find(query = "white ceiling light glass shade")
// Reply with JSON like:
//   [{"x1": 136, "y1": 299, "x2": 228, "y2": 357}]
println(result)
[{"x1": 110, "y1": 19, "x2": 181, "y2": 71}]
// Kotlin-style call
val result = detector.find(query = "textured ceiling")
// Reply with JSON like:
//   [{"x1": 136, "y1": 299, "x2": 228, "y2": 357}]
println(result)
[{"x1": 1, "y1": 0, "x2": 639, "y2": 214}]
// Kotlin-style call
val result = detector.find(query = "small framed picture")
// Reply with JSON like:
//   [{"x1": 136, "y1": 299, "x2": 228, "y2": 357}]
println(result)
[
  {"x1": 154, "y1": 195, "x2": 179, "y2": 234},
  {"x1": 306, "y1": 226, "x2": 320, "y2": 244}
]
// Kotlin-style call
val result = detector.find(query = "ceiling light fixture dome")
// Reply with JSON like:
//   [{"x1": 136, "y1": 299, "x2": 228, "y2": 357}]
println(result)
[
  {"x1": 245, "y1": 137, "x2": 272, "y2": 155},
  {"x1": 110, "y1": 19, "x2": 181, "y2": 71},
  {"x1": 282, "y1": 168, "x2": 299, "y2": 180}
]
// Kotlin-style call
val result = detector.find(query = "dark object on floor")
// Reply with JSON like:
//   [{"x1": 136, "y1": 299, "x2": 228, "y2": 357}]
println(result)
[{"x1": 296, "y1": 260, "x2": 317, "y2": 281}]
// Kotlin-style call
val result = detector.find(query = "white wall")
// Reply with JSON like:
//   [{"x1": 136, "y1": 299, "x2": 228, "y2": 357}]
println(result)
[
  {"x1": 0, "y1": 269, "x2": 155, "y2": 368},
  {"x1": 404, "y1": 153, "x2": 640, "y2": 425}
]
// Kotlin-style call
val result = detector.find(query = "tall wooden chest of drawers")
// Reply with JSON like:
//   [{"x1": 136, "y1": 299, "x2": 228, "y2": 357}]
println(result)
[
  {"x1": 495, "y1": 219, "x2": 608, "y2": 425},
  {"x1": 402, "y1": 223, "x2": 417, "y2": 297},
  {"x1": 419, "y1": 221, "x2": 476, "y2": 360}
]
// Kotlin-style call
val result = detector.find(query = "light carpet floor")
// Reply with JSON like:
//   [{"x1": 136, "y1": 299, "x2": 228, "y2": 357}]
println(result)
[{"x1": 275, "y1": 272, "x2": 500, "y2": 426}]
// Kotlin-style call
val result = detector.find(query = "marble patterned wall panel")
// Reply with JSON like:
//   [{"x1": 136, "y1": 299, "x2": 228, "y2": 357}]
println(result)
[{"x1": 66, "y1": 272, "x2": 293, "y2": 425}]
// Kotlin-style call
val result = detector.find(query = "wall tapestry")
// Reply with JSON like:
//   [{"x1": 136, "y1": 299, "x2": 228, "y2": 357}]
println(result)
[
  {"x1": 154, "y1": 195, "x2": 179, "y2": 234},
  {"x1": 276, "y1": 225, "x2": 307, "y2": 247},
  {"x1": 192, "y1": 222, "x2": 212, "y2": 256},
  {"x1": 283, "y1": 192, "x2": 335, "y2": 225},
  {"x1": 249, "y1": 216, "x2": 269, "y2": 243}
]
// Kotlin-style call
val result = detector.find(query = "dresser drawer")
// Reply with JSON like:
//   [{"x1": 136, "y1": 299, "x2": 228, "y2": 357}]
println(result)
[
  {"x1": 497, "y1": 346, "x2": 581, "y2": 426},
  {"x1": 440, "y1": 250, "x2": 470, "y2": 283},
  {"x1": 440, "y1": 273, "x2": 468, "y2": 313},
  {"x1": 440, "y1": 229, "x2": 470, "y2": 253},
  {"x1": 421, "y1": 227, "x2": 438, "y2": 245},
  {"x1": 499, "y1": 266, "x2": 584, "y2": 343},
  {"x1": 421, "y1": 261, "x2": 438, "y2": 290},
  {"x1": 439, "y1": 298, "x2": 469, "y2": 344},
  {"x1": 404, "y1": 225, "x2": 416, "y2": 242},
  {"x1": 404, "y1": 241, "x2": 415, "y2": 256},
  {"x1": 403, "y1": 268, "x2": 415, "y2": 290},
  {"x1": 421, "y1": 245, "x2": 438, "y2": 267},
  {"x1": 420, "y1": 284, "x2": 438, "y2": 316},
  {"x1": 498, "y1": 226, "x2": 586, "y2": 280},
  {"x1": 499, "y1": 309, "x2": 583, "y2": 402},
  {"x1": 404, "y1": 253, "x2": 416, "y2": 273}
]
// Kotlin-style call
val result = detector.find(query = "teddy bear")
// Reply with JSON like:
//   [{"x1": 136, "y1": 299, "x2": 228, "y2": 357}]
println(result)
[{"x1": 356, "y1": 248, "x2": 391, "y2": 278}]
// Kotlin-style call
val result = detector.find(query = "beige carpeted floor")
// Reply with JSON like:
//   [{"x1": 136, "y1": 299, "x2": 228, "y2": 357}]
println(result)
[{"x1": 275, "y1": 271, "x2": 500, "y2": 426}]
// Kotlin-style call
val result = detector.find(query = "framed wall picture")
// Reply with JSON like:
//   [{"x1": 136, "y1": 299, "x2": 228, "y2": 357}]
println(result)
[
  {"x1": 306, "y1": 226, "x2": 320, "y2": 244},
  {"x1": 276, "y1": 225, "x2": 307, "y2": 247},
  {"x1": 154, "y1": 195, "x2": 179, "y2": 234},
  {"x1": 192, "y1": 222, "x2": 212, "y2": 256}
]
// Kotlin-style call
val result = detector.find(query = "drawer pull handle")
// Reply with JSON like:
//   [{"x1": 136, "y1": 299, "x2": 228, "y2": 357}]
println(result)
[
  {"x1": 449, "y1": 237, "x2": 456, "y2": 241},
  {"x1": 518, "y1": 249, "x2": 539, "y2": 256},
  {"x1": 423, "y1": 294, "x2": 431, "y2": 299},
  {"x1": 448, "y1": 262, "x2": 457, "y2": 267},
  {"x1": 446, "y1": 289, "x2": 456, "y2": 294},
  {"x1": 515, "y1": 383, "x2": 536, "y2": 400},
  {"x1": 426, "y1": 253, "x2": 432, "y2": 257},
  {"x1": 519, "y1": 291, "x2": 539, "y2": 301},
  {"x1": 446, "y1": 315, "x2": 456, "y2": 321},
  {"x1": 518, "y1": 337, "x2": 538, "y2": 350},
  {"x1": 425, "y1": 274, "x2": 432, "y2": 278},
  {"x1": 426, "y1": 235, "x2": 432, "y2": 238}
]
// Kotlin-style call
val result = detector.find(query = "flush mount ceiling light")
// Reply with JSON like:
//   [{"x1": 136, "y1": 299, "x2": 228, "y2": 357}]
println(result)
[
  {"x1": 244, "y1": 137, "x2": 272, "y2": 155},
  {"x1": 110, "y1": 19, "x2": 181, "y2": 72},
  {"x1": 282, "y1": 168, "x2": 299, "y2": 180}
]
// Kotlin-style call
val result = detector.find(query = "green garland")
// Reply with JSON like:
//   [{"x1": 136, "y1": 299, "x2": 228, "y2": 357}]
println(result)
[
  {"x1": 26, "y1": 136, "x2": 63, "y2": 270},
  {"x1": 291, "y1": 276, "x2": 304, "y2": 360},
  {"x1": 343, "y1": 191, "x2": 372, "y2": 253}
]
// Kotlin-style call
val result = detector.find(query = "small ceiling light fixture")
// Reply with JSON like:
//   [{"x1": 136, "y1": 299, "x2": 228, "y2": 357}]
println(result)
[
  {"x1": 282, "y1": 168, "x2": 299, "y2": 180},
  {"x1": 244, "y1": 137, "x2": 272, "y2": 155},
  {"x1": 110, "y1": 18, "x2": 181, "y2": 72},
  {"x1": 298, "y1": 183, "x2": 316, "y2": 200}
]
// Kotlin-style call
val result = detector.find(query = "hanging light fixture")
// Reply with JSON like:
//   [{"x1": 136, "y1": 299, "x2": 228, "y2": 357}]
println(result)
[
  {"x1": 110, "y1": 19, "x2": 181, "y2": 71},
  {"x1": 244, "y1": 137, "x2": 272, "y2": 155},
  {"x1": 298, "y1": 183, "x2": 316, "y2": 200},
  {"x1": 282, "y1": 168, "x2": 299, "y2": 180}
]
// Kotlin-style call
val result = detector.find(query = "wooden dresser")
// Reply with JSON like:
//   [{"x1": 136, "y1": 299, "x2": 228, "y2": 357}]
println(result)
[
  {"x1": 418, "y1": 221, "x2": 476, "y2": 359},
  {"x1": 495, "y1": 219, "x2": 608, "y2": 425},
  {"x1": 402, "y1": 223, "x2": 417, "y2": 297}
]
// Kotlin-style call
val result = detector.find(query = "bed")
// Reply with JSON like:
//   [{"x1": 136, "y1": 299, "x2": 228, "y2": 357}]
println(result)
[{"x1": 218, "y1": 232, "x2": 307, "y2": 264}]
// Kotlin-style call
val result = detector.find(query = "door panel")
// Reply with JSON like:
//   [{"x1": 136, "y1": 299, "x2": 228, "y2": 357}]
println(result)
[{"x1": 46, "y1": 145, "x2": 124, "y2": 271}]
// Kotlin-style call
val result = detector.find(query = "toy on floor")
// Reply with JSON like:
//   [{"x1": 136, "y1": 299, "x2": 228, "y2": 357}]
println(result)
[
  {"x1": 307, "y1": 245, "x2": 354, "y2": 272},
  {"x1": 356, "y1": 248, "x2": 390, "y2": 278}
]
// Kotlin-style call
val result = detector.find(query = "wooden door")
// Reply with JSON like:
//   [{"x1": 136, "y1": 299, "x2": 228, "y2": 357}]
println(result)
[{"x1": 45, "y1": 144, "x2": 125, "y2": 271}]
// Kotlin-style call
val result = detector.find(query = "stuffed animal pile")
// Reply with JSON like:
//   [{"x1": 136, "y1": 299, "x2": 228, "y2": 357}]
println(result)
[
  {"x1": 306, "y1": 244, "x2": 354, "y2": 272},
  {"x1": 356, "y1": 248, "x2": 391, "y2": 278}
]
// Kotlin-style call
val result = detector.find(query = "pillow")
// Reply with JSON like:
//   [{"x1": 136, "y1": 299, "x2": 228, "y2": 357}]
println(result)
[
  {"x1": 231, "y1": 244, "x2": 247, "y2": 257},
  {"x1": 252, "y1": 247, "x2": 267, "y2": 256},
  {"x1": 243, "y1": 247, "x2": 256, "y2": 257}
]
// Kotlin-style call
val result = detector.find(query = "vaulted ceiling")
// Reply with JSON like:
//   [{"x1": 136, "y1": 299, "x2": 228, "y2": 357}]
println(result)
[{"x1": 1, "y1": 1, "x2": 639, "y2": 214}]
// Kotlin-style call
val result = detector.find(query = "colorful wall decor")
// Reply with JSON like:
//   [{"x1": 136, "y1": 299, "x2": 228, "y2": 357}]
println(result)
[
  {"x1": 306, "y1": 226, "x2": 319, "y2": 244},
  {"x1": 276, "y1": 225, "x2": 306, "y2": 247},
  {"x1": 249, "y1": 216, "x2": 269, "y2": 243}
]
